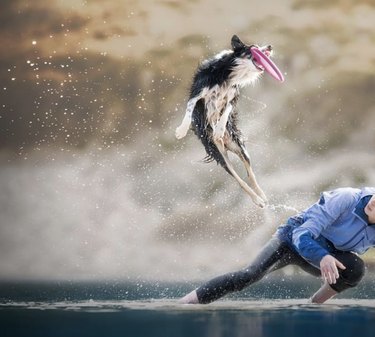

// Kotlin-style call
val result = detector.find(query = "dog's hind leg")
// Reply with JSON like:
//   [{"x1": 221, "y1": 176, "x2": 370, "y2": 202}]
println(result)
[
  {"x1": 238, "y1": 144, "x2": 268, "y2": 204},
  {"x1": 213, "y1": 139, "x2": 266, "y2": 208}
]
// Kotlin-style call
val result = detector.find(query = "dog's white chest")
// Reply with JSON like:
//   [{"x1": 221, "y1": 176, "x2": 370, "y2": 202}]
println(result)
[{"x1": 204, "y1": 85, "x2": 237, "y2": 123}]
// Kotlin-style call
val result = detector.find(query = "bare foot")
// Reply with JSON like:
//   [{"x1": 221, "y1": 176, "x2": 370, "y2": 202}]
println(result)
[
  {"x1": 179, "y1": 290, "x2": 199, "y2": 304},
  {"x1": 310, "y1": 281, "x2": 338, "y2": 304}
]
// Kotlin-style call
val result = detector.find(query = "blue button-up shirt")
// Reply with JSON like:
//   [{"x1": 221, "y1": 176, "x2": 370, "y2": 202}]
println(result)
[{"x1": 276, "y1": 187, "x2": 375, "y2": 268}]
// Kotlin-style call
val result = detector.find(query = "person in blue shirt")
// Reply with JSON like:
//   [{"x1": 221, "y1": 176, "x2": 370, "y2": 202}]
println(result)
[{"x1": 180, "y1": 187, "x2": 375, "y2": 304}]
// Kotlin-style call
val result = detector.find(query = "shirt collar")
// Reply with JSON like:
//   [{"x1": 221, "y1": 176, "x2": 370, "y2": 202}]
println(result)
[{"x1": 353, "y1": 195, "x2": 372, "y2": 225}]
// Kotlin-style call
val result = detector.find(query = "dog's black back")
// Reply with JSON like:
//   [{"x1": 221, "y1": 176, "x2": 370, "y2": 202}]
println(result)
[{"x1": 190, "y1": 53, "x2": 236, "y2": 96}]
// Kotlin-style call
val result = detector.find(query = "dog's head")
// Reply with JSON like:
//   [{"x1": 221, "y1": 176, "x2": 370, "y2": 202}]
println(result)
[{"x1": 231, "y1": 35, "x2": 273, "y2": 74}]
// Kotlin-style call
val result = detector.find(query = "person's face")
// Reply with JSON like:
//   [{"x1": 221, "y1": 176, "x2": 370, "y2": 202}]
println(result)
[{"x1": 364, "y1": 195, "x2": 375, "y2": 224}]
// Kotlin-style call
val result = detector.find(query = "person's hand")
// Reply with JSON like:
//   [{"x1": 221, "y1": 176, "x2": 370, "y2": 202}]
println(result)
[{"x1": 319, "y1": 255, "x2": 346, "y2": 284}]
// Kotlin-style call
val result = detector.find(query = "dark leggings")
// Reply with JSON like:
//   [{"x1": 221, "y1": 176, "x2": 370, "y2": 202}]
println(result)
[{"x1": 196, "y1": 237, "x2": 365, "y2": 304}]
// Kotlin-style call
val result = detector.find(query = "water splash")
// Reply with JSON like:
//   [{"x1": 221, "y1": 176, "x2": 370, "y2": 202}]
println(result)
[
  {"x1": 266, "y1": 203, "x2": 300, "y2": 214},
  {"x1": 241, "y1": 95, "x2": 268, "y2": 115},
  {"x1": 2, "y1": 298, "x2": 375, "y2": 312}
]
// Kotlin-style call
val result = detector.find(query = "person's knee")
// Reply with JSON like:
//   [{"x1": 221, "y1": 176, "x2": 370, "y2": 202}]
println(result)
[
  {"x1": 342, "y1": 256, "x2": 365, "y2": 286},
  {"x1": 330, "y1": 253, "x2": 365, "y2": 293}
]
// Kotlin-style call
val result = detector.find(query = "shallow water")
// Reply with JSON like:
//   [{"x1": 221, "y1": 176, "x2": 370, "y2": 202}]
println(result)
[
  {"x1": 1, "y1": 299, "x2": 375, "y2": 337},
  {"x1": 1, "y1": 281, "x2": 375, "y2": 337}
]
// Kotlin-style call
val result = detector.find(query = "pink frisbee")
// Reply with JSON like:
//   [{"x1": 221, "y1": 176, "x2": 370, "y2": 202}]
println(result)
[{"x1": 250, "y1": 47, "x2": 284, "y2": 82}]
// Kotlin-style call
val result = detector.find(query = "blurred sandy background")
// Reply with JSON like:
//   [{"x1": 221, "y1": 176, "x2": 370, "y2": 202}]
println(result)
[{"x1": 0, "y1": 0, "x2": 374, "y2": 281}]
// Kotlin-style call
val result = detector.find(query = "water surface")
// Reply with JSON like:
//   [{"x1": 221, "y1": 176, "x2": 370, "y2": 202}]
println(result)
[{"x1": 1, "y1": 281, "x2": 374, "y2": 337}]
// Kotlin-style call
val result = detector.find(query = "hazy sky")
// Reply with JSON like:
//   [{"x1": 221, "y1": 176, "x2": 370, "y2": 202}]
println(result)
[{"x1": 1, "y1": 0, "x2": 374, "y2": 281}]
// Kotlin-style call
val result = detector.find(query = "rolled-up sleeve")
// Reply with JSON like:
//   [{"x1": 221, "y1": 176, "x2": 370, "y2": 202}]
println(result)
[{"x1": 292, "y1": 189, "x2": 356, "y2": 267}]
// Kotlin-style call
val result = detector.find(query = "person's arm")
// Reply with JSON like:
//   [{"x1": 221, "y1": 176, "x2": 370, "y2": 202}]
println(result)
[
  {"x1": 293, "y1": 227, "x2": 347, "y2": 284},
  {"x1": 292, "y1": 228, "x2": 329, "y2": 267}
]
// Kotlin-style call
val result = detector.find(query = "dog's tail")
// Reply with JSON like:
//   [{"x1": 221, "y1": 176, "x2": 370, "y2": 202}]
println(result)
[{"x1": 192, "y1": 100, "x2": 232, "y2": 176}]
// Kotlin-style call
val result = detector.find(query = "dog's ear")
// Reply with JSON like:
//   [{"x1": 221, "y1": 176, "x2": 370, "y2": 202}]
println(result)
[{"x1": 231, "y1": 35, "x2": 245, "y2": 51}]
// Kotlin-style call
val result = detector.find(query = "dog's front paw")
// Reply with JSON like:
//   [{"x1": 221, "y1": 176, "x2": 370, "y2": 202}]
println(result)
[{"x1": 175, "y1": 125, "x2": 188, "y2": 139}]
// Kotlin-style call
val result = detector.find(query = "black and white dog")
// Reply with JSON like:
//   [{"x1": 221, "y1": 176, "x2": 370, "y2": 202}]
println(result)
[{"x1": 176, "y1": 35, "x2": 275, "y2": 208}]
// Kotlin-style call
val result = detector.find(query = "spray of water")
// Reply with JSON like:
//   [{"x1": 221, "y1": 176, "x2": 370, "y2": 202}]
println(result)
[
  {"x1": 266, "y1": 203, "x2": 300, "y2": 214},
  {"x1": 242, "y1": 95, "x2": 268, "y2": 115}
]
